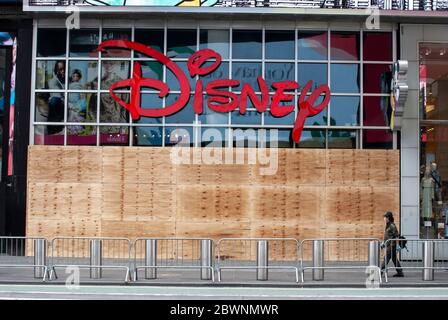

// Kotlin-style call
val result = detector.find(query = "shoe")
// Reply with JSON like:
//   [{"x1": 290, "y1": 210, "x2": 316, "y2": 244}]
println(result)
[{"x1": 393, "y1": 273, "x2": 404, "y2": 277}]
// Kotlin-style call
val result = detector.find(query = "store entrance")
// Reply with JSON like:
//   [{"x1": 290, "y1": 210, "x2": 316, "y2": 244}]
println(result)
[
  {"x1": 419, "y1": 42, "x2": 448, "y2": 239},
  {"x1": 0, "y1": 47, "x2": 12, "y2": 235}
]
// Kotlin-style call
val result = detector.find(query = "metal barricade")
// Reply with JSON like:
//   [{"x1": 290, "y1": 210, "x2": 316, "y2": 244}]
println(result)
[
  {"x1": 216, "y1": 238, "x2": 300, "y2": 282},
  {"x1": 0, "y1": 237, "x2": 49, "y2": 281},
  {"x1": 49, "y1": 237, "x2": 131, "y2": 282},
  {"x1": 383, "y1": 238, "x2": 448, "y2": 282},
  {"x1": 299, "y1": 238, "x2": 382, "y2": 283},
  {"x1": 133, "y1": 238, "x2": 215, "y2": 282}
]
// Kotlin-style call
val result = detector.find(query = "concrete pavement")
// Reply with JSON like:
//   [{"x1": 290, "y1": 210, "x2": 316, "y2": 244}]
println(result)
[{"x1": 1, "y1": 284, "x2": 448, "y2": 300}]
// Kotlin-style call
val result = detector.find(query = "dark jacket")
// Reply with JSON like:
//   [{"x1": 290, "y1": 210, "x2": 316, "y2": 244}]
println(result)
[{"x1": 384, "y1": 222, "x2": 399, "y2": 248}]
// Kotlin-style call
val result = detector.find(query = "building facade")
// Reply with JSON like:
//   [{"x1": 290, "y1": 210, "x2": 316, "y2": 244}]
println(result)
[{"x1": 0, "y1": 0, "x2": 447, "y2": 243}]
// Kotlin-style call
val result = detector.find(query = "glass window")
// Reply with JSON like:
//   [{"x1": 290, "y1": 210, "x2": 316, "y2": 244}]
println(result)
[
  {"x1": 32, "y1": 26, "x2": 397, "y2": 150},
  {"x1": 419, "y1": 43, "x2": 448, "y2": 238},
  {"x1": 165, "y1": 94, "x2": 195, "y2": 124},
  {"x1": 201, "y1": 127, "x2": 227, "y2": 147},
  {"x1": 165, "y1": 126, "x2": 194, "y2": 146},
  {"x1": 330, "y1": 96, "x2": 360, "y2": 126},
  {"x1": 298, "y1": 63, "x2": 327, "y2": 88},
  {"x1": 232, "y1": 128, "x2": 259, "y2": 147},
  {"x1": 134, "y1": 126, "x2": 163, "y2": 146},
  {"x1": 201, "y1": 62, "x2": 229, "y2": 88},
  {"x1": 420, "y1": 43, "x2": 448, "y2": 121},
  {"x1": 200, "y1": 29, "x2": 229, "y2": 59},
  {"x1": 36, "y1": 60, "x2": 66, "y2": 90},
  {"x1": 265, "y1": 63, "x2": 295, "y2": 91},
  {"x1": 298, "y1": 31, "x2": 328, "y2": 61},
  {"x1": 331, "y1": 64, "x2": 359, "y2": 93},
  {"x1": 266, "y1": 129, "x2": 294, "y2": 148},
  {"x1": 363, "y1": 32, "x2": 392, "y2": 62},
  {"x1": 330, "y1": 32, "x2": 360, "y2": 61},
  {"x1": 264, "y1": 102, "x2": 296, "y2": 125},
  {"x1": 69, "y1": 29, "x2": 99, "y2": 58},
  {"x1": 67, "y1": 126, "x2": 97, "y2": 145},
  {"x1": 231, "y1": 109, "x2": 261, "y2": 125},
  {"x1": 134, "y1": 93, "x2": 163, "y2": 124},
  {"x1": 363, "y1": 129, "x2": 392, "y2": 149},
  {"x1": 34, "y1": 92, "x2": 64, "y2": 123},
  {"x1": 101, "y1": 29, "x2": 131, "y2": 58},
  {"x1": 297, "y1": 129, "x2": 326, "y2": 148},
  {"x1": 100, "y1": 61, "x2": 130, "y2": 90},
  {"x1": 68, "y1": 92, "x2": 96, "y2": 123},
  {"x1": 328, "y1": 130, "x2": 357, "y2": 148},
  {"x1": 363, "y1": 64, "x2": 392, "y2": 94},
  {"x1": 166, "y1": 61, "x2": 195, "y2": 91},
  {"x1": 134, "y1": 29, "x2": 164, "y2": 57},
  {"x1": 363, "y1": 96, "x2": 391, "y2": 127},
  {"x1": 232, "y1": 62, "x2": 262, "y2": 91},
  {"x1": 199, "y1": 95, "x2": 229, "y2": 125},
  {"x1": 304, "y1": 95, "x2": 328, "y2": 126},
  {"x1": 34, "y1": 126, "x2": 64, "y2": 145},
  {"x1": 139, "y1": 61, "x2": 164, "y2": 82},
  {"x1": 232, "y1": 30, "x2": 262, "y2": 60},
  {"x1": 167, "y1": 29, "x2": 197, "y2": 59},
  {"x1": 68, "y1": 61, "x2": 98, "y2": 90},
  {"x1": 99, "y1": 126, "x2": 129, "y2": 145},
  {"x1": 37, "y1": 29, "x2": 66, "y2": 57},
  {"x1": 99, "y1": 93, "x2": 129, "y2": 123},
  {"x1": 265, "y1": 30, "x2": 294, "y2": 60}
]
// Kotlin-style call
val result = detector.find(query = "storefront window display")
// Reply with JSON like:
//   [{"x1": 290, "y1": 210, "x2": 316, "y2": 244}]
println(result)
[
  {"x1": 419, "y1": 42, "x2": 448, "y2": 238},
  {"x1": 32, "y1": 24, "x2": 396, "y2": 148}
]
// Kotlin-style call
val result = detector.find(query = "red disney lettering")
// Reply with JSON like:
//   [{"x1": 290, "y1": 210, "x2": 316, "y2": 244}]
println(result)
[
  {"x1": 293, "y1": 80, "x2": 331, "y2": 143},
  {"x1": 270, "y1": 81, "x2": 299, "y2": 118},
  {"x1": 97, "y1": 40, "x2": 190, "y2": 118},
  {"x1": 98, "y1": 40, "x2": 331, "y2": 144},
  {"x1": 239, "y1": 76, "x2": 269, "y2": 114}
]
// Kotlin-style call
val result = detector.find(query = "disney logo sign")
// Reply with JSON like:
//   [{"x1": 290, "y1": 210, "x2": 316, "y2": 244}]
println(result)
[{"x1": 97, "y1": 40, "x2": 331, "y2": 143}]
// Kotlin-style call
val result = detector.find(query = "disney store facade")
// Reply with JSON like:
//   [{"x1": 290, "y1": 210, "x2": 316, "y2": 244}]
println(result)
[{"x1": 3, "y1": 2, "x2": 447, "y2": 244}]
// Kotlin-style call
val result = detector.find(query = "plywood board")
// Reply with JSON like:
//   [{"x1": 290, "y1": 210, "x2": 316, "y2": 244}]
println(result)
[{"x1": 26, "y1": 146, "x2": 400, "y2": 261}]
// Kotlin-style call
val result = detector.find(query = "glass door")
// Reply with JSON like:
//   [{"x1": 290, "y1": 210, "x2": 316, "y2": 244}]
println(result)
[{"x1": 419, "y1": 42, "x2": 448, "y2": 239}]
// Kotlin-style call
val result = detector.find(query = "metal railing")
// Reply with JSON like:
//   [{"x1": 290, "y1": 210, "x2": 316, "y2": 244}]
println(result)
[
  {"x1": 1, "y1": 235, "x2": 448, "y2": 284},
  {"x1": 299, "y1": 238, "x2": 382, "y2": 283},
  {"x1": 383, "y1": 239, "x2": 448, "y2": 282},
  {"x1": 133, "y1": 238, "x2": 215, "y2": 282},
  {"x1": 49, "y1": 237, "x2": 132, "y2": 282},
  {"x1": 216, "y1": 238, "x2": 300, "y2": 282},
  {"x1": 0, "y1": 237, "x2": 48, "y2": 281}
]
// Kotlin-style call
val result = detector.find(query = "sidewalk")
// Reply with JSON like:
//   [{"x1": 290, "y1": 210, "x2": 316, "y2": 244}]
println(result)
[
  {"x1": 1, "y1": 284, "x2": 448, "y2": 300},
  {"x1": 1, "y1": 266, "x2": 448, "y2": 288}
]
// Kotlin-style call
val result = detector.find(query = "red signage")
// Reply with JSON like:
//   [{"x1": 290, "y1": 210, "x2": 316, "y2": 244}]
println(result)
[{"x1": 98, "y1": 40, "x2": 331, "y2": 143}]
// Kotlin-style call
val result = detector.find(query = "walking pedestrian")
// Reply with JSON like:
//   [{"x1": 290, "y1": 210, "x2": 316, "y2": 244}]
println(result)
[{"x1": 380, "y1": 211, "x2": 404, "y2": 277}]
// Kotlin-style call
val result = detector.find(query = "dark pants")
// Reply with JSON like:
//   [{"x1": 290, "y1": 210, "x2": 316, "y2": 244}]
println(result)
[{"x1": 381, "y1": 246, "x2": 403, "y2": 274}]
